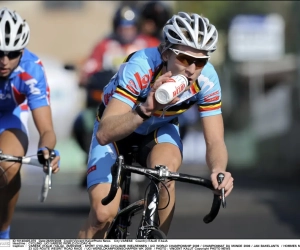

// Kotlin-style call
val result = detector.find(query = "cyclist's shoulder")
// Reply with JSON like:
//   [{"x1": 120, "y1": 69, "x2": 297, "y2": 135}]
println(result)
[
  {"x1": 99, "y1": 36, "x2": 118, "y2": 46},
  {"x1": 195, "y1": 62, "x2": 221, "y2": 96},
  {"x1": 20, "y1": 48, "x2": 41, "y2": 64},
  {"x1": 201, "y1": 61, "x2": 218, "y2": 76},
  {"x1": 10, "y1": 49, "x2": 46, "y2": 89},
  {"x1": 126, "y1": 47, "x2": 161, "y2": 67},
  {"x1": 17, "y1": 49, "x2": 44, "y2": 74},
  {"x1": 198, "y1": 62, "x2": 220, "y2": 85}
]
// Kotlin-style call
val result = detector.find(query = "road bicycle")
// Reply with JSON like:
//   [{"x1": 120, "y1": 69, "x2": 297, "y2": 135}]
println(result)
[
  {"x1": 0, "y1": 149, "x2": 54, "y2": 202},
  {"x1": 102, "y1": 146, "x2": 226, "y2": 239}
]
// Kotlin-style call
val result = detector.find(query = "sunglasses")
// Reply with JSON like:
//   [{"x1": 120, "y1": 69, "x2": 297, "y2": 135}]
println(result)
[
  {"x1": 169, "y1": 48, "x2": 209, "y2": 69},
  {"x1": 0, "y1": 50, "x2": 22, "y2": 60}
]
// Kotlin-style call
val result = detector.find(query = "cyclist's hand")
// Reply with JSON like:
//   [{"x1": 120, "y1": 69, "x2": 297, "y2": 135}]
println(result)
[
  {"x1": 143, "y1": 71, "x2": 180, "y2": 113},
  {"x1": 37, "y1": 147, "x2": 60, "y2": 174},
  {"x1": 210, "y1": 170, "x2": 234, "y2": 197}
]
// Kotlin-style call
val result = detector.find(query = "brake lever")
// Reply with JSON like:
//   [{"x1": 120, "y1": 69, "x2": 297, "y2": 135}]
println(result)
[
  {"x1": 217, "y1": 173, "x2": 226, "y2": 208},
  {"x1": 47, "y1": 158, "x2": 52, "y2": 189},
  {"x1": 39, "y1": 159, "x2": 52, "y2": 203}
]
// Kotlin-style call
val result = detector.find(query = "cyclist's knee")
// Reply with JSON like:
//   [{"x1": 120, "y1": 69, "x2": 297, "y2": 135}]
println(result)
[
  {"x1": 148, "y1": 144, "x2": 182, "y2": 172},
  {"x1": 0, "y1": 129, "x2": 25, "y2": 188},
  {"x1": 159, "y1": 180, "x2": 176, "y2": 198},
  {"x1": 0, "y1": 168, "x2": 21, "y2": 192},
  {"x1": 90, "y1": 204, "x2": 116, "y2": 229},
  {"x1": 88, "y1": 184, "x2": 119, "y2": 229}
]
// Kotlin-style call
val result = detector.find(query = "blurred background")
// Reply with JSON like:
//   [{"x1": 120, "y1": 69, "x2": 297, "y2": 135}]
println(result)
[{"x1": 2, "y1": 0, "x2": 299, "y2": 239}]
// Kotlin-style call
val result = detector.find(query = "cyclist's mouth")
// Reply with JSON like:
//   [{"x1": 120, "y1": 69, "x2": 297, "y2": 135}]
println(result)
[{"x1": 0, "y1": 68, "x2": 9, "y2": 73}]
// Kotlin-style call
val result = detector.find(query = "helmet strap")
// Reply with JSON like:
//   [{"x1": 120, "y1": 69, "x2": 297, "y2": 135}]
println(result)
[{"x1": 163, "y1": 60, "x2": 168, "y2": 71}]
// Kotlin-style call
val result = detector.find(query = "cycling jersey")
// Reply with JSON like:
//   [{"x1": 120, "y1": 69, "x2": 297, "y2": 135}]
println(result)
[
  {"x1": 0, "y1": 48, "x2": 50, "y2": 113},
  {"x1": 0, "y1": 48, "x2": 50, "y2": 135},
  {"x1": 101, "y1": 47, "x2": 222, "y2": 135}
]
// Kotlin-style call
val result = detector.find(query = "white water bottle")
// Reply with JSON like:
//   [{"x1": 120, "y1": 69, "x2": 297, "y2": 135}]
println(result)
[{"x1": 155, "y1": 74, "x2": 189, "y2": 104}]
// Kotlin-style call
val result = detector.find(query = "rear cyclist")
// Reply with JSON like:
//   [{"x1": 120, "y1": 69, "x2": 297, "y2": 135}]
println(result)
[{"x1": 0, "y1": 8, "x2": 60, "y2": 239}]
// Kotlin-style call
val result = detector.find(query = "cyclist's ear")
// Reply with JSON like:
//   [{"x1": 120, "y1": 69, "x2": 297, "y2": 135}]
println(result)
[{"x1": 162, "y1": 53, "x2": 168, "y2": 62}]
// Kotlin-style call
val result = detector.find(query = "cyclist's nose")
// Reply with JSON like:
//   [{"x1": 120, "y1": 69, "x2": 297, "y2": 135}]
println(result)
[
  {"x1": 185, "y1": 62, "x2": 196, "y2": 75},
  {"x1": 0, "y1": 56, "x2": 9, "y2": 65}
]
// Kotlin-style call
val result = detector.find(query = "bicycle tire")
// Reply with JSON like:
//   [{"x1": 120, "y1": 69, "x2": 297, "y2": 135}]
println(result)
[{"x1": 145, "y1": 229, "x2": 167, "y2": 239}]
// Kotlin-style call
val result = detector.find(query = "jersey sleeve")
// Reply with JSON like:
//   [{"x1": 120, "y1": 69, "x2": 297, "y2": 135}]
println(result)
[
  {"x1": 112, "y1": 54, "x2": 154, "y2": 108},
  {"x1": 197, "y1": 63, "x2": 222, "y2": 118},
  {"x1": 21, "y1": 61, "x2": 50, "y2": 110}
]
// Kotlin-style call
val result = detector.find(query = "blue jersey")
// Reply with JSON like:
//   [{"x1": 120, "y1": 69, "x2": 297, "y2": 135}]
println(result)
[
  {"x1": 102, "y1": 47, "x2": 222, "y2": 135},
  {"x1": 0, "y1": 48, "x2": 50, "y2": 113}
]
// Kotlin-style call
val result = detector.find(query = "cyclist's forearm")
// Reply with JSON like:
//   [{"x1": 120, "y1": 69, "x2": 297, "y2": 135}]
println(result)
[
  {"x1": 205, "y1": 140, "x2": 228, "y2": 173},
  {"x1": 97, "y1": 109, "x2": 145, "y2": 145},
  {"x1": 38, "y1": 130, "x2": 56, "y2": 149}
]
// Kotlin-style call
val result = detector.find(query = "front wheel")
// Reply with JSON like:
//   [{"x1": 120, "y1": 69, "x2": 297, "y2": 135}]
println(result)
[{"x1": 145, "y1": 229, "x2": 167, "y2": 239}]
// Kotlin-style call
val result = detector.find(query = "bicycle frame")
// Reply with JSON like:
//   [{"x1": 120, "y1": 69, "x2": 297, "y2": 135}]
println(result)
[
  {"x1": 106, "y1": 171, "x2": 162, "y2": 239},
  {"x1": 106, "y1": 169, "x2": 144, "y2": 239}
]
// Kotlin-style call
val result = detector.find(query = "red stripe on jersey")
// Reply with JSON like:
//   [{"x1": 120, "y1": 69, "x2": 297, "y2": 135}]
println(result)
[
  {"x1": 12, "y1": 86, "x2": 26, "y2": 105},
  {"x1": 20, "y1": 103, "x2": 29, "y2": 111},
  {"x1": 46, "y1": 85, "x2": 50, "y2": 101},
  {"x1": 18, "y1": 72, "x2": 32, "y2": 81},
  {"x1": 36, "y1": 60, "x2": 43, "y2": 66}
]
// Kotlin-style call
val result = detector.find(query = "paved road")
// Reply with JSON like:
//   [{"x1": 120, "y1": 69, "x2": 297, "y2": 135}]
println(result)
[{"x1": 10, "y1": 165, "x2": 300, "y2": 239}]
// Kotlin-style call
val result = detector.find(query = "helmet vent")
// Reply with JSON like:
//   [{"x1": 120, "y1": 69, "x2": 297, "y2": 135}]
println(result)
[
  {"x1": 168, "y1": 30, "x2": 180, "y2": 40},
  {"x1": 21, "y1": 32, "x2": 29, "y2": 46},
  {"x1": 198, "y1": 19, "x2": 205, "y2": 33},
  {"x1": 13, "y1": 25, "x2": 22, "y2": 46},
  {"x1": 9, "y1": 11, "x2": 17, "y2": 24},
  {"x1": 5, "y1": 21, "x2": 10, "y2": 45},
  {"x1": 17, "y1": 24, "x2": 23, "y2": 36},
  {"x1": 176, "y1": 19, "x2": 186, "y2": 29},
  {"x1": 190, "y1": 19, "x2": 195, "y2": 29}
]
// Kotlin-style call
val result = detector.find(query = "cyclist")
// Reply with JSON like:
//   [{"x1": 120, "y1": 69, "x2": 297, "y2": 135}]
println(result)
[
  {"x1": 78, "y1": 4, "x2": 160, "y2": 87},
  {"x1": 74, "y1": 4, "x2": 160, "y2": 188},
  {"x1": 0, "y1": 8, "x2": 60, "y2": 239},
  {"x1": 78, "y1": 11, "x2": 234, "y2": 239}
]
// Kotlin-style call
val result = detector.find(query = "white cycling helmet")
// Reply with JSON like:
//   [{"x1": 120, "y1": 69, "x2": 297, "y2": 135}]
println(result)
[
  {"x1": 0, "y1": 8, "x2": 30, "y2": 51},
  {"x1": 163, "y1": 12, "x2": 218, "y2": 53}
]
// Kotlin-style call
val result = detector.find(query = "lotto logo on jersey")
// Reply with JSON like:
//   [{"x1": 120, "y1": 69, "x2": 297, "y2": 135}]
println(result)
[
  {"x1": 133, "y1": 69, "x2": 154, "y2": 90},
  {"x1": 126, "y1": 80, "x2": 139, "y2": 95}
]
